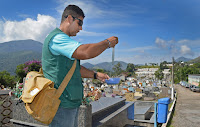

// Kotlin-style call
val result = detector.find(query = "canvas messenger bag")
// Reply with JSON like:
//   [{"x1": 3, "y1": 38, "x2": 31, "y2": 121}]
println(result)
[{"x1": 21, "y1": 60, "x2": 77, "y2": 125}]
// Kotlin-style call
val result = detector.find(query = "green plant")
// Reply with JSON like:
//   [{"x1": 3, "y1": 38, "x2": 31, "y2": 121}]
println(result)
[{"x1": 10, "y1": 82, "x2": 23, "y2": 98}]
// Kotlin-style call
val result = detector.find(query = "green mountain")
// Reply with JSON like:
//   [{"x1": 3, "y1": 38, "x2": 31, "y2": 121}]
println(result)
[
  {"x1": 81, "y1": 62, "x2": 94, "y2": 69},
  {"x1": 0, "y1": 40, "x2": 42, "y2": 75},
  {"x1": 82, "y1": 61, "x2": 128, "y2": 71},
  {"x1": 189, "y1": 56, "x2": 200, "y2": 63},
  {"x1": 175, "y1": 56, "x2": 192, "y2": 62}
]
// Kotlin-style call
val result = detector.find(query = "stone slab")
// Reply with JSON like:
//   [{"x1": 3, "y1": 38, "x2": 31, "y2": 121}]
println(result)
[
  {"x1": 12, "y1": 99, "x2": 48, "y2": 126},
  {"x1": 91, "y1": 97, "x2": 125, "y2": 114},
  {"x1": 134, "y1": 106, "x2": 152, "y2": 115}
]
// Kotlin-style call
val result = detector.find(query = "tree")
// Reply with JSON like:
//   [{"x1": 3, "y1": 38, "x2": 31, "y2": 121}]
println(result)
[
  {"x1": 193, "y1": 63, "x2": 200, "y2": 68},
  {"x1": 0, "y1": 71, "x2": 16, "y2": 88},
  {"x1": 154, "y1": 69, "x2": 164, "y2": 80},
  {"x1": 160, "y1": 61, "x2": 169, "y2": 70},
  {"x1": 96, "y1": 69, "x2": 104, "y2": 73},
  {"x1": 112, "y1": 62, "x2": 122, "y2": 76},
  {"x1": 126, "y1": 63, "x2": 135, "y2": 72}
]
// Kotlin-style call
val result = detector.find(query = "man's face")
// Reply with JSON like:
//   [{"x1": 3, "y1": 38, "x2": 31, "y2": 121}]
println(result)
[{"x1": 69, "y1": 16, "x2": 84, "y2": 36}]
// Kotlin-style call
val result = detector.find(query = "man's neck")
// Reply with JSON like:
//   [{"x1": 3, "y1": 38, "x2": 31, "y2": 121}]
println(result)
[{"x1": 59, "y1": 25, "x2": 70, "y2": 36}]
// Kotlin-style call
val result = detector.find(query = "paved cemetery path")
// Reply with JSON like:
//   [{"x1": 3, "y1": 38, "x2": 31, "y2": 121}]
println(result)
[{"x1": 170, "y1": 84, "x2": 200, "y2": 127}]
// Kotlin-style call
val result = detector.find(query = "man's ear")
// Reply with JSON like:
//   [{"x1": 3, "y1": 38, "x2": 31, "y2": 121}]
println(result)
[{"x1": 67, "y1": 15, "x2": 74, "y2": 24}]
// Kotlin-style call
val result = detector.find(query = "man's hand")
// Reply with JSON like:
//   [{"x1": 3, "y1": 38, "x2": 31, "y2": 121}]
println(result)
[
  {"x1": 96, "y1": 72, "x2": 110, "y2": 82},
  {"x1": 107, "y1": 36, "x2": 118, "y2": 48}
]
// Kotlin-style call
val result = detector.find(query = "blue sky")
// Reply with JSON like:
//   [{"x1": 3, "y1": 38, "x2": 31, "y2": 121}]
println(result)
[{"x1": 1, "y1": 0, "x2": 200, "y2": 64}]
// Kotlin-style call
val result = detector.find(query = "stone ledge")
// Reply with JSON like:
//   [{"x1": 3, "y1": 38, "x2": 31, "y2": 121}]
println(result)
[
  {"x1": 10, "y1": 119, "x2": 48, "y2": 127},
  {"x1": 134, "y1": 119, "x2": 154, "y2": 124}
]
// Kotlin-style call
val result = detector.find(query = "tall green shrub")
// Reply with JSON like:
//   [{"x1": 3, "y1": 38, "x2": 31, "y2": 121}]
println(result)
[{"x1": 0, "y1": 71, "x2": 16, "y2": 88}]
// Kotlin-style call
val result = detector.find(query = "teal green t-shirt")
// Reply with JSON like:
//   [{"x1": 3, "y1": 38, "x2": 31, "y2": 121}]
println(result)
[{"x1": 49, "y1": 33, "x2": 82, "y2": 60}]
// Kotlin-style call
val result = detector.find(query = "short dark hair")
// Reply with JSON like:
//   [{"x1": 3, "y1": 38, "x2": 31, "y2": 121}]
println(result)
[{"x1": 61, "y1": 5, "x2": 85, "y2": 23}]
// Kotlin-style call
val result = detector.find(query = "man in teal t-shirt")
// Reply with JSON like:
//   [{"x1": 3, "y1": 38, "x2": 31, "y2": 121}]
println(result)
[{"x1": 43, "y1": 5, "x2": 118, "y2": 127}]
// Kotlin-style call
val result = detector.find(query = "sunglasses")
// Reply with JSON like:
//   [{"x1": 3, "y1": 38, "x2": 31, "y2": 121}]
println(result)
[{"x1": 65, "y1": 15, "x2": 83, "y2": 26}]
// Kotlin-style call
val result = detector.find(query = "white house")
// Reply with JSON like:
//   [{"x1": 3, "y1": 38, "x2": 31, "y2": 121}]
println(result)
[{"x1": 188, "y1": 74, "x2": 200, "y2": 86}]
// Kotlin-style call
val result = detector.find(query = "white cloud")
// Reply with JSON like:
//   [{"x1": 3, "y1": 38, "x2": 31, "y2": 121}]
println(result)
[
  {"x1": 155, "y1": 37, "x2": 167, "y2": 48},
  {"x1": 178, "y1": 39, "x2": 200, "y2": 47},
  {"x1": 180, "y1": 45, "x2": 193, "y2": 55},
  {"x1": 0, "y1": 14, "x2": 57, "y2": 43},
  {"x1": 178, "y1": 39, "x2": 190, "y2": 43},
  {"x1": 155, "y1": 37, "x2": 197, "y2": 56}
]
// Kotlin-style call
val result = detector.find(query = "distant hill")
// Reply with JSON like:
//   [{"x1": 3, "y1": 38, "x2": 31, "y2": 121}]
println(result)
[
  {"x1": 0, "y1": 39, "x2": 42, "y2": 53},
  {"x1": 175, "y1": 57, "x2": 192, "y2": 62},
  {"x1": 81, "y1": 62, "x2": 94, "y2": 69},
  {"x1": 82, "y1": 61, "x2": 128, "y2": 71},
  {"x1": 189, "y1": 56, "x2": 200, "y2": 63},
  {"x1": 0, "y1": 40, "x2": 42, "y2": 75}
]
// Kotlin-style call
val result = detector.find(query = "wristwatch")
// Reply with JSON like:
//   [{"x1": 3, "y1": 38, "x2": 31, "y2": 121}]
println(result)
[
  {"x1": 94, "y1": 72, "x2": 97, "y2": 79},
  {"x1": 106, "y1": 39, "x2": 111, "y2": 48}
]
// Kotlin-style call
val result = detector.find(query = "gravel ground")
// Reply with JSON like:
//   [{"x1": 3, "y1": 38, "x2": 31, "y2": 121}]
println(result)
[{"x1": 170, "y1": 84, "x2": 200, "y2": 127}]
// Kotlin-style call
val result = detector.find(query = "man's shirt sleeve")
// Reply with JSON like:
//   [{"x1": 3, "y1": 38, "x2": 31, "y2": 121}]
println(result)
[{"x1": 49, "y1": 33, "x2": 82, "y2": 60}]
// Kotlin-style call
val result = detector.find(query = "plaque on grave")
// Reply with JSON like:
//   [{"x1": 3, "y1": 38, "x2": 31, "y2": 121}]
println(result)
[{"x1": 125, "y1": 92, "x2": 134, "y2": 101}]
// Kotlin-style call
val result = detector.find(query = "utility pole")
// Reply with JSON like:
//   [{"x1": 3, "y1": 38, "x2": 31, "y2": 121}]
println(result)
[{"x1": 171, "y1": 57, "x2": 174, "y2": 100}]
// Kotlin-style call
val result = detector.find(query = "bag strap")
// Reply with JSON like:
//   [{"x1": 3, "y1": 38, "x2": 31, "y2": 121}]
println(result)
[{"x1": 55, "y1": 60, "x2": 77, "y2": 99}]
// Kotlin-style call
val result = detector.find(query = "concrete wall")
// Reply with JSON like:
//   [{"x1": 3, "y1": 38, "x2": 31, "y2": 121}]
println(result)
[{"x1": 0, "y1": 90, "x2": 13, "y2": 127}]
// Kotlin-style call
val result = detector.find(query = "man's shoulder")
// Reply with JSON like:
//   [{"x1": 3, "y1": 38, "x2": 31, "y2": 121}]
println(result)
[{"x1": 52, "y1": 33, "x2": 73, "y2": 43}]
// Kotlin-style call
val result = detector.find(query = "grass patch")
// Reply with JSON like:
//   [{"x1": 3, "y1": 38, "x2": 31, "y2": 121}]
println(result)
[
  {"x1": 166, "y1": 102, "x2": 176, "y2": 127},
  {"x1": 167, "y1": 94, "x2": 178, "y2": 127},
  {"x1": 168, "y1": 102, "x2": 173, "y2": 110}
]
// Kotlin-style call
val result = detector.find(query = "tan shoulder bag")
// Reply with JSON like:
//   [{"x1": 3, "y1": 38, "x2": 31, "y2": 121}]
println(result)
[{"x1": 21, "y1": 60, "x2": 77, "y2": 125}]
